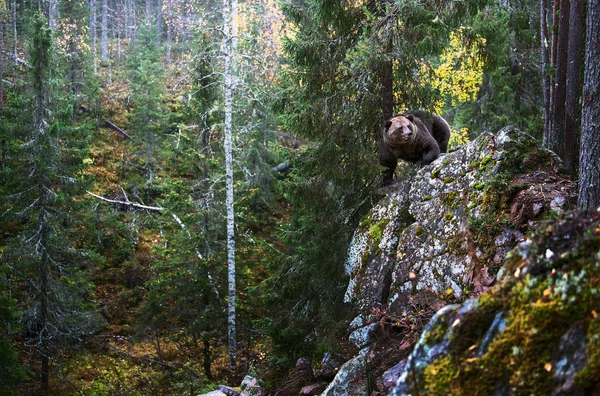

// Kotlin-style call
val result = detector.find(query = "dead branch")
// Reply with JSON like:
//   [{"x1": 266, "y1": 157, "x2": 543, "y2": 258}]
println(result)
[
  {"x1": 103, "y1": 119, "x2": 134, "y2": 140},
  {"x1": 86, "y1": 191, "x2": 164, "y2": 212}
]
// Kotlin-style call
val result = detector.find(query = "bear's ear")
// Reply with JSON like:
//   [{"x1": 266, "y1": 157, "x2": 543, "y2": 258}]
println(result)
[
  {"x1": 384, "y1": 120, "x2": 392, "y2": 129},
  {"x1": 406, "y1": 114, "x2": 414, "y2": 122}
]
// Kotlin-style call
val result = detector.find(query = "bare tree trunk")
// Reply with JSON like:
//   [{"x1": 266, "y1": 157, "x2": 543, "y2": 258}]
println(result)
[
  {"x1": 578, "y1": 0, "x2": 600, "y2": 209},
  {"x1": 90, "y1": 0, "x2": 97, "y2": 74},
  {"x1": 1, "y1": 8, "x2": 5, "y2": 171},
  {"x1": 165, "y1": 1, "x2": 171, "y2": 64},
  {"x1": 563, "y1": 0, "x2": 584, "y2": 178},
  {"x1": 222, "y1": 0, "x2": 237, "y2": 373},
  {"x1": 48, "y1": 0, "x2": 58, "y2": 29},
  {"x1": 541, "y1": 0, "x2": 551, "y2": 142},
  {"x1": 156, "y1": 0, "x2": 163, "y2": 40},
  {"x1": 101, "y1": 0, "x2": 108, "y2": 61},
  {"x1": 12, "y1": 0, "x2": 17, "y2": 59},
  {"x1": 145, "y1": 0, "x2": 153, "y2": 20},
  {"x1": 547, "y1": 0, "x2": 569, "y2": 159},
  {"x1": 545, "y1": 0, "x2": 560, "y2": 145}
]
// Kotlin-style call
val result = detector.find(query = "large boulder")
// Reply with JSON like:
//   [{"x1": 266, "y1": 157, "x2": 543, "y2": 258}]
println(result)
[
  {"x1": 327, "y1": 127, "x2": 584, "y2": 394},
  {"x1": 345, "y1": 127, "x2": 575, "y2": 337},
  {"x1": 390, "y1": 211, "x2": 600, "y2": 394}
]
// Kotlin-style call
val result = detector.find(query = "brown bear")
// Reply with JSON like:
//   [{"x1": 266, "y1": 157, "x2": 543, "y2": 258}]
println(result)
[{"x1": 378, "y1": 110, "x2": 451, "y2": 186}]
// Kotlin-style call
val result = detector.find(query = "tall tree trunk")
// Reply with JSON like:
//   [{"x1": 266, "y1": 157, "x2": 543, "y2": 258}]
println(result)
[
  {"x1": 48, "y1": 0, "x2": 58, "y2": 29},
  {"x1": 545, "y1": 0, "x2": 560, "y2": 144},
  {"x1": 101, "y1": 0, "x2": 108, "y2": 61},
  {"x1": 1, "y1": 7, "x2": 5, "y2": 171},
  {"x1": 380, "y1": 60, "x2": 393, "y2": 124},
  {"x1": 12, "y1": 0, "x2": 17, "y2": 59},
  {"x1": 547, "y1": 0, "x2": 569, "y2": 158},
  {"x1": 563, "y1": 0, "x2": 584, "y2": 178},
  {"x1": 165, "y1": 1, "x2": 171, "y2": 64},
  {"x1": 90, "y1": 0, "x2": 97, "y2": 74},
  {"x1": 222, "y1": 0, "x2": 237, "y2": 373},
  {"x1": 156, "y1": 0, "x2": 163, "y2": 39},
  {"x1": 578, "y1": 0, "x2": 600, "y2": 209},
  {"x1": 541, "y1": 0, "x2": 551, "y2": 141},
  {"x1": 145, "y1": 0, "x2": 153, "y2": 20}
]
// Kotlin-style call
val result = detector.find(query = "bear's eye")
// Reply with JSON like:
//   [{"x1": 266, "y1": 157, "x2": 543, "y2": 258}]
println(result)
[{"x1": 385, "y1": 120, "x2": 392, "y2": 129}]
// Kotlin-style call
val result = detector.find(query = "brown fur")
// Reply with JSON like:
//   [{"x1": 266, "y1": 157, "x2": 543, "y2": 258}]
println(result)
[{"x1": 378, "y1": 111, "x2": 451, "y2": 185}]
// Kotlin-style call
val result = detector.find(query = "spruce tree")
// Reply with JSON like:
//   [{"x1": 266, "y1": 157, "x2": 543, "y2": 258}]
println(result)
[
  {"x1": 2, "y1": 13, "x2": 100, "y2": 390},
  {"x1": 127, "y1": 20, "x2": 167, "y2": 202}
]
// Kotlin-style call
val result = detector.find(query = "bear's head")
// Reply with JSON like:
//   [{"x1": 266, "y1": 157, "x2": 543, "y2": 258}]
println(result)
[{"x1": 383, "y1": 114, "x2": 417, "y2": 147}]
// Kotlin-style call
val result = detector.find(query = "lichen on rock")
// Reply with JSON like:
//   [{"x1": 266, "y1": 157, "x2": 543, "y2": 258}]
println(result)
[{"x1": 331, "y1": 126, "x2": 587, "y2": 395}]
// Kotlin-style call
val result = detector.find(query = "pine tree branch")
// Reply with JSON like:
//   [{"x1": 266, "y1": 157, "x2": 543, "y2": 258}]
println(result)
[
  {"x1": 103, "y1": 120, "x2": 134, "y2": 140},
  {"x1": 86, "y1": 191, "x2": 164, "y2": 211}
]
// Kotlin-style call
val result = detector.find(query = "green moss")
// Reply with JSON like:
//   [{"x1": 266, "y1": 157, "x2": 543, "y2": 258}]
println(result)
[
  {"x1": 431, "y1": 168, "x2": 441, "y2": 178},
  {"x1": 424, "y1": 313, "x2": 450, "y2": 346},
  {"x1": 479, "y1": 154, "x2": 495, "y2": 170},
  {"x1": 422, "y1": 195, "x2": 433, "y2": 201},
  {"x1": 369, "y1": 223, "x2": 383, "y2": 242},
  {"x1": 444, "y1": 212, "x2": 455, "y2": 221},
  {"x1": 442, "y1": 191, "x2": 460, "y2": 209},
  {"x1": 359, "y1": 215, "x2": 374, "y2": 230},
  {"x1": 423, "y1": 356, "x2": 457, "y2": 394},
  {"x1": 443, "y1": 177, "x2": 456, "y2": 184},
  {"x1": 415, "y1": 225, "x2": 424, "y2": 236},
  {"x1": 474, "y1": 183, "x2": 486, "y2": 190},
  {"x1": 576, "y1": 317, "x2": 600, "y2": 388}
]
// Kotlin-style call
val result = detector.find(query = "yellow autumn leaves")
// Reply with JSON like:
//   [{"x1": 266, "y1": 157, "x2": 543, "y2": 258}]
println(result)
[{"x1": 421, "y1": 27, "x2": 485, "y2": 114}]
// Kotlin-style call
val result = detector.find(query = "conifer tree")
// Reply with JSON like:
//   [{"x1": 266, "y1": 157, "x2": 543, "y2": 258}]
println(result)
[
  {"x1": 2, "y1": 13, "x2": 100, "y2": 390},
  {"x1": 127, "y1": 21, "x2": 167, "y2": 201}
]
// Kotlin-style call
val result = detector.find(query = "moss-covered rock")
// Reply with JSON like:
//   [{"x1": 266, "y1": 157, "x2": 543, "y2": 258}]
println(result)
[
  {"x1": 390, "y1": 211, "x2": 600, "y2": 395},
  {"x1": 336, "y1": 127, "x2": 583, "y2": 394}
]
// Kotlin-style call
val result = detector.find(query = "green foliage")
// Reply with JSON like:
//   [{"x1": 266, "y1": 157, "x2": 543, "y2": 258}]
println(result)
[{"x1": 456, "y1": 4, "x2": 544, "y2": 136}]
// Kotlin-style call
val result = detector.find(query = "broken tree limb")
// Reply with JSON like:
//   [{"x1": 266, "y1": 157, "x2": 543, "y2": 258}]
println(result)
[
  {"x1": 103, "y1": 119, "x2": 134, "y2": 140},
  {"x1": 86, "y1": 191, "x2": 164, "y2": 212}
]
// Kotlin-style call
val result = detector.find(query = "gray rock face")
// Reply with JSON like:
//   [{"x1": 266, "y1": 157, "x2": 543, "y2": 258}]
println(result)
[
  {"x1": 321, "y1": 354, "x2": 367, "y2": 396},
  {"x1": 344, "y1": 126, "x2": 575, "y2": 329},
  {"x1": 552, "y1": 322, "x2": 588, "y2": 395},
  {"x1": 391, "y1": 299, "x2": 481, "y2": 395},
  {"x1": 327, "y1": 127, "x2": 585, "y2": 395}
]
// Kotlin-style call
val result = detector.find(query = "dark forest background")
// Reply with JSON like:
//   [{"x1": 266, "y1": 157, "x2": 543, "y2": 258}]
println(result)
[{"x1": 0, "y1": 0, "x2": 599, "y2": 393}]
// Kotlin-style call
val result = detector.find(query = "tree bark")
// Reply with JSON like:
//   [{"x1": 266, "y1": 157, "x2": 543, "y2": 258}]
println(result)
[
  {"x1": 222, "y1": 0, "x2": 237, "y2": 373},
  {"x1": 563, "y1": 0, "x2": 584, "y2": 178},
  {"x1": 578, "y1": 0, "x2": 600, "y2": 209},
  {"x1": 541, "y1": 0, "x2": 551, "y2": 142},
  {"x1": 547, "y1": 0, "x2": 569, "y2": 159},
  {"x1": 1, "y1": 8, "x2": 5, "y2": 171},
  {"x1": 12, "y1": 0, "x2": 17, "y2": 59},
  {"x1": 545, "y1": 0, "x2": 561, "y2": 144},
  {"x1": 90, "y1": 0, "x2": 97, "y2": 74},
  {"x1": 101, "y1": 0, "x2": 108, "y2": 61},
  {"x1": 165, "y1": 1, "x2": 171, "y2": 63}
]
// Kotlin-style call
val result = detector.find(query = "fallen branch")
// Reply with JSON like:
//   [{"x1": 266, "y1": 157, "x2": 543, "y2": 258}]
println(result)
[
  {"x1": 1, "y1": 49, "x2": 31, "y2": 68},
  {"x1": 103, "y1": 119, "x2": 134, "y2": 140},
  {"x1": 86, "y1": 191, "x2": 164, "y2": 212}
]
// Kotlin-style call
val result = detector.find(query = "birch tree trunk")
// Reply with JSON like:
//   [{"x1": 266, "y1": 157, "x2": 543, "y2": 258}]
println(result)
[
  {"x1": 101, "y1": 0, "x2": 108, "y2": 61},
  {"x1": 90, "y1": 0, "x2": 97, "y2": 74},
  {"x1": 563, "y1": 0, "x2": 584, "y2": 178},
  {"x1": 222, "y1": 0, "x2": 237, "y2": 373},
  {"x1": 578, "y1": 0, "x2": 600, "y2": 209}
]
